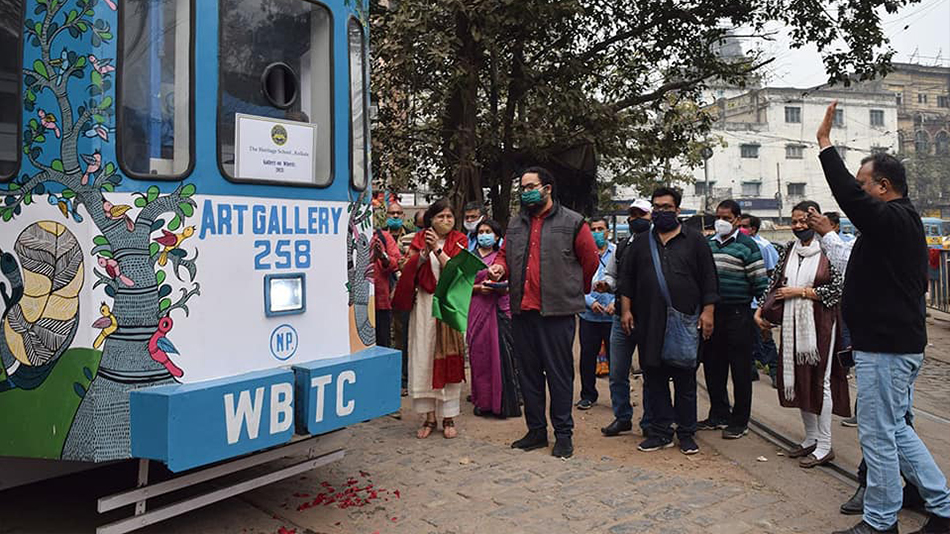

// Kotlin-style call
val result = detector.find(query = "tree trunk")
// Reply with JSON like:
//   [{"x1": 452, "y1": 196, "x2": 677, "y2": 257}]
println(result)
[{"x1": 62, "y1": 194, "x2": 176, "y2": 462}]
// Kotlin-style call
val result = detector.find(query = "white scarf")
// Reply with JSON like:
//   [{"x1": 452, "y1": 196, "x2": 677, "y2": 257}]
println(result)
[{"x1": 781, "y1": 239, "x2": 822, "y2": 401}]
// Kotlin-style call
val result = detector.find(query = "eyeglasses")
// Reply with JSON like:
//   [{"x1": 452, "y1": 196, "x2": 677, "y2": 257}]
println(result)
[
  {"x1": 521, "y1": 182, "x2": 544, "y2": 191},
  {"x1": 652, "y1": 203, "x2": 676, "y2": 212},
  {"x1": 387, "y1": 211, "x2": 404, "y2": 216}
]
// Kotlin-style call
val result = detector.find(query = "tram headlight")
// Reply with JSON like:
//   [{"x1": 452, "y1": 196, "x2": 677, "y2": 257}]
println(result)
[{"x1": 265, "y1": 274, "x2": 306, "y2": 316}]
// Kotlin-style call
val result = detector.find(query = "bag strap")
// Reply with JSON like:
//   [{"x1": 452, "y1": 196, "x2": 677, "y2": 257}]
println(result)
[{"x1": 648, "y1": 228, "x2": 673, "y2": 307}]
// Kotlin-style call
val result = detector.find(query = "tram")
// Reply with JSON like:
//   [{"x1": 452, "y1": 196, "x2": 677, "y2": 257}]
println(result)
[{"x1": 0, "y1": 0, "x2": 398, "y2": 530}]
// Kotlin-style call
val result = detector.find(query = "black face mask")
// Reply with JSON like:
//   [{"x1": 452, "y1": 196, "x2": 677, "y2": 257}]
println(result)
[
  {"x1": 629, "y1": 218, "x2": 651, "y2": 234},
  {"x1": 653, "y1": 211, "x2": 679, "y2": 232},
  {"x1": 794, "y1": 228, "x2": 815, "y2": 242}
]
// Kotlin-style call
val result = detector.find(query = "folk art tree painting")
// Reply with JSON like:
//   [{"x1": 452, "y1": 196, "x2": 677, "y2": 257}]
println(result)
[{"x1": 0, "y1": 0, "x2": 200, "y2": 461}]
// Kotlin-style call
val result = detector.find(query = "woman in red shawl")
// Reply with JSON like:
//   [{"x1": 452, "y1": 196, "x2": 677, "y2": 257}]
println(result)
[{"x1": 392, "y1": 199, "x2": 469, "y2": 439}]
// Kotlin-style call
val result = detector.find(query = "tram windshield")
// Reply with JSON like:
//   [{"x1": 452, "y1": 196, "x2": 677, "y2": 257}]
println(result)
[{"x1": 218, "y1": 0, "x2": 333, "y2": 185}]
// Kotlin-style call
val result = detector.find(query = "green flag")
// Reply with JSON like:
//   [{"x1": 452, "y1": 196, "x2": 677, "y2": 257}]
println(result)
[{"x1": 432, "y1": 249, "x2": 485, "y2": 333}]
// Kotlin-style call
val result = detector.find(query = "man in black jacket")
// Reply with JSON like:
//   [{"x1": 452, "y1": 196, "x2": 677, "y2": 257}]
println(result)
[
  {"x1": 818, "y1": 102, "x2": 950, "y2": 534},
  {"x1": 619, "y1": 188, "x2": 719, "y2": 456}
]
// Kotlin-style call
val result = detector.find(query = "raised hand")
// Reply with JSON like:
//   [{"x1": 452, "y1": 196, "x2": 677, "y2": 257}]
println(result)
[{"x1": 817, "y1": 100, "x2": 837, "y2": 149}]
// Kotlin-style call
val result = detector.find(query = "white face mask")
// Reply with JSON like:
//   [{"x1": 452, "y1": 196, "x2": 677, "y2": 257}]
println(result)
[
  {"x1": 463, "y1": 218, "x2": 482, "y2": 232},
  {"x1": 714, "y1": 219, "x2": 735, "y2": 237}
]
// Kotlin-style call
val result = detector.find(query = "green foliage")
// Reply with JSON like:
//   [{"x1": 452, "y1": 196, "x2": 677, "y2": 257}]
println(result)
[
  {"x1": 370, "y1": 0, "x2": 918, "y2": 221},
  {"x1": 0, "y1": 348, "x2": 102, "y2": 458}
]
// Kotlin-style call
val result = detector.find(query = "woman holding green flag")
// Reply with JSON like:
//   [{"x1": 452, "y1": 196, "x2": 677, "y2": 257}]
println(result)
[
  {"x1": 392, "y1": 199, "x2": 470, "y2": 439},
  {"x1": 468, "y1": 219, "x2": 521, "y2": 419}
]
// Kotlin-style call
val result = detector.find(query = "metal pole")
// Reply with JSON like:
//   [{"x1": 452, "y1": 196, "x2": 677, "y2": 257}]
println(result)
[
  {"x1": 703, "y1": 159, "x2": 710, "y2": 214},
  {"x1": 775, "y1": 162, "x2": 783, "y2": 224}
]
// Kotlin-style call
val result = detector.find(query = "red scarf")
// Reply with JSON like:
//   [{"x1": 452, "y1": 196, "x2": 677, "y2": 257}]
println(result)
[
  {"x1": 391, "y1": 230, "x2": 468, "y2": 311},
  {"x1": 391, "y1": 229, "x2": 468, "y2": 389}
]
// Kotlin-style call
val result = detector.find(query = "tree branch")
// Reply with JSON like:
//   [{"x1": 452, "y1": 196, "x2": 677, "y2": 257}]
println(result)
[
  {"x1": 69, "y1": 106, "x2": 95, "y2": 141},
  {"x1": 161, "y1": 283, "x2": 201, "y2": 318},
  {"x1": 0, "y1": 171, "x2": 52, "y2": 213},
  {"x1": 610, "y1": 58, "x2": 776, "y2": 113},
  {"x1": 23, "y1": 69, "x2": 56, "y2": 94},
  {"x1": 92, "y1": 268, "x2": 119, "y2": 291},
  {"x1": 135, "y1": 185, "x2": 197, "y2": 226},
  {"x1": 27, "y1": 149, "x2": 54, "y2": 174}
]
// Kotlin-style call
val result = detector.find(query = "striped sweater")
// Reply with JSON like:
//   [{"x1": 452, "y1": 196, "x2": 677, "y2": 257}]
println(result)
[{"x1": 708, "y1": 232, "x2": 769, "y2": 305}]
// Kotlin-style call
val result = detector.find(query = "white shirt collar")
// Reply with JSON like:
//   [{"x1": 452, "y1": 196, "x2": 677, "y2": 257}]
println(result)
[{"x1": 714, "y1": 229, "x2": 739, "y2": 244}]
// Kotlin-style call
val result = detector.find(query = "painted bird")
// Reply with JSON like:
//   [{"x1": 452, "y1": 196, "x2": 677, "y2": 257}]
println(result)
[
  {"x1": 154, "y1": 226, "x2": 195, "y2": 267},
  {"x1": 83, "y1": 124, "x2": 114, "y2": 141},
  {"x1": 88, "y1": 55, "x2": 115, "y2": 75},
  {"x1": 81, "y1": 150, "x2": 101, "y2": 185},
  {"x1": 103, "y1": 0, "x2": 117, "y2": 10},
  {"x1": 49, "y1": 50, "x2": 70, "y2": 85},
  {"x1": 148, "y1": 316, "x2": 183, "y2": 378},
  {"x1": 47, "y1": 194, "x2": 83, "y2": 223},
  {"x1": 98, "y1": 256, "x2": 134, "y2": 287},
  {"x1": 37, "y1": 109, "x2": 60, "y2": 138},
  {"x1": 103, "y1": 199, "x2": 134, "y2": 232},
  {"x1": 91, "y1": 302, "x2": 117, "y2": 349}
]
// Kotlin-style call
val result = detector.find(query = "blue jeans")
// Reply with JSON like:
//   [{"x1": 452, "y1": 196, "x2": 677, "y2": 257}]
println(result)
[
  {"x1": 855, "y1": 351, "x2": 950, "y2": 529},
  {"x1": 608, "y1": 317, "x2": 652, "y2": 431}
]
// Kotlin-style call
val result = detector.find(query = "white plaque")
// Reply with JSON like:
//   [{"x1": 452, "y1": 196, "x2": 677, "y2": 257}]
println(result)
[{"x1": 234, "y1": 113, "x2": 318, "y2": 184}]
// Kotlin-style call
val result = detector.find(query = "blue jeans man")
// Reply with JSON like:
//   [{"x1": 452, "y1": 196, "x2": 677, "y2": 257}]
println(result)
[
  {"x1": 601, "y1": 316, "x2": 652, "y2": 435},
  {"x1": 854, "y1": 351, "x2": 950, "y2": 531}
]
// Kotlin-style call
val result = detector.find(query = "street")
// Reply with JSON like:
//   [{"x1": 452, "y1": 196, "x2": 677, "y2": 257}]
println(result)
[{"x1": 5, "y1": 317, "x2": 950, "y2": 533}]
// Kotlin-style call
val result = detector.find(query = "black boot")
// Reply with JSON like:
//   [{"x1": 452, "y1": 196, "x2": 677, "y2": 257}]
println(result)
[
  {"x1": 601, "y1": 419, "x2": 633, "y2": 436},
  {"x1": 511, "y1": 430, "x2": 548, "y2": 451},
  {"x1": 832, "y1": 520, "x2": 898, "y2": 534},
  {"x1": 840, "y1": 486, "x2": 865, "y2": 515},
  {"x1": 910, "y1": 514, "x2": 950, "y2": 534},
  {"x1": 551, "y1": 436, "x2": 573, "y2": 458}
]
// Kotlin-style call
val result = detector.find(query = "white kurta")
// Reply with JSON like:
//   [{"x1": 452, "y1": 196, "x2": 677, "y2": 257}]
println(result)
[{"x1": 408, "y1": 242, "x2": 462, "y2": 418}]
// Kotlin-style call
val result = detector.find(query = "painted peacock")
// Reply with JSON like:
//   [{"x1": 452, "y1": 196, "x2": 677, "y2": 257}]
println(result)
[{"x1": 0, "y1": 222, "x2": 84, "y2": 392}]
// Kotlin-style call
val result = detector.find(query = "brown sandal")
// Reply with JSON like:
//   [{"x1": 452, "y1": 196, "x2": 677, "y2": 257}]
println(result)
[
  {"x1": 417, "y1": 420, "x2": 437, "y2": 439},
  {"x1": 442, "y1": 418, "x2": 457, "y2": 439}
]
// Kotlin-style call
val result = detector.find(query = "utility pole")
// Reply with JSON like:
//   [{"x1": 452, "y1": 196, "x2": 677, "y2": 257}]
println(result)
[
  {"x1": 775, "y1": 162, "x2": 783, "y2": 225},
  {"x1": 702, "y1": 146, "x2": 714, "y2": 213}
]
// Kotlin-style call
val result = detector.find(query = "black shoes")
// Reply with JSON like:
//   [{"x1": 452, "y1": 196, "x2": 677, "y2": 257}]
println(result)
[
  {"x1": 910, "y1": 514, "x2": 950, "y2": 534},
  {"x1": 511, "y1": 430, "x2": 548, "y2": 451},
  {"x1": 552, "y1": 437, "x2": 574, "y2": 459},
  {"x1": 575, "y1": 399, "x2": 595, "y2": 410},
  {"x1": 697, "y1": 418, "x2": 728, "y2": 431},
  {"x1": 637, "y1": 436, "x2": 674, "y2": 452},
  {"x1": 601, "y1": 419, "x2": 633, "y2": 436},
  {"x1": 722, "y1": 426, "x2": 749, "y2": 439},
  {"x1": 679, "y1": 436, "x2": 700, "y2": 455},
  {"x1": 832, "y1": 521, "x2": 898, "y2": 534},
  {"x1": 840, "y1": 486, "x2": 865, "y2": 515}
]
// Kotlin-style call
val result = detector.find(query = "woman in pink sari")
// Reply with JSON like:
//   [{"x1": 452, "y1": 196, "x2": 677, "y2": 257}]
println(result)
[{"x1": 467, "y1": 219, "x2": 521, "y2": 418}]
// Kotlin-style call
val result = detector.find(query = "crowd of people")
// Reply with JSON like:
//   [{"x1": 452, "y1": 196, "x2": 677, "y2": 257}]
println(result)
[{"x1": 369, "y1": 103, "x2": 950, "y2": 534}]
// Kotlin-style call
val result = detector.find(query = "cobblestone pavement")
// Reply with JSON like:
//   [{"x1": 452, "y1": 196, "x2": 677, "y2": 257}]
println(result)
[{"x1": 237, "y1": 415, "x2": 862, "y2": 534}]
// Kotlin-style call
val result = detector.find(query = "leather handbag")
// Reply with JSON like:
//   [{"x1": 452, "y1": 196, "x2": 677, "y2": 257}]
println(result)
[{"x1": 759, "y1": 277, "x2": 786, "y2": 325}]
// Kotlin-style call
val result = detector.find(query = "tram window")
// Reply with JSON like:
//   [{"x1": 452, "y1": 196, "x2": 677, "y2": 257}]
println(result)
[
  {"x1": 348, "y1": 18, "x2": 368, "y2": 191},
  {"x1": 118, "y1": 0, "x2": 193, "y2": 179},
  {"x1": 0, "y1": 2, "x2": 23, "y2": 180},
  {"x1": 218, "y1": 0, "x2": 332, "y2": 186}
]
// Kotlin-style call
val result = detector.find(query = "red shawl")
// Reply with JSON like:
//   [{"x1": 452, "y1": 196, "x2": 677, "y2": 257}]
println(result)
[{"x1": 391, "y1": 229, "x2": 469, "y2": 389}]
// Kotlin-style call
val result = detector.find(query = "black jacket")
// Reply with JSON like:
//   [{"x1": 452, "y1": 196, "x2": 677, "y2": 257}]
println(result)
[
  {"x1": 620, "y1": 225, "x2": 719, "y2": 368},
  {"x1": 819, "y1": 148, "x2": 928, "y2": 354}
]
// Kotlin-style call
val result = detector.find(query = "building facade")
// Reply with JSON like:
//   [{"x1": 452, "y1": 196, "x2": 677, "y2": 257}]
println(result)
[{"x1": 677, "y1": 86, "x2": 898, "y2": 221}]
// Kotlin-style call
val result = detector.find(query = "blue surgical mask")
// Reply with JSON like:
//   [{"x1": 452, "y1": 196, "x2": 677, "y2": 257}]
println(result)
[
  {"x1": 592, "y1": 231, "x2": 606, "y2": 249},
  {"x1": 386, "y1": 217, "x2": 403, "y2": 231},
  {"x1": 477, "y1": 233, "x2": 497, "y2": 248}
]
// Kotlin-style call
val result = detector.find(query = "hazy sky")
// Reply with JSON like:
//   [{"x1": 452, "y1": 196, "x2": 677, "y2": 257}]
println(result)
[{"x1": 753, "y1": 0, "x2": 950, "y2": 88}]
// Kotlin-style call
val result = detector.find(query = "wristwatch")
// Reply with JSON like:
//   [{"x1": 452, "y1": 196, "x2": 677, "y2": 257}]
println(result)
[{"x1": 435, "y1": 248, "x2": 443, "y2": 256}]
